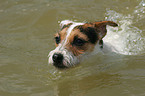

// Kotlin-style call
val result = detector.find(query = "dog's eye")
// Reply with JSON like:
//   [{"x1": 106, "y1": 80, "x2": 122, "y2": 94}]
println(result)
[
  {"x1": 55, "y1": 36, "x2": 60, "y2": 44},
  {"x1": 73, "y1": 38, "x2": 86, "y2": 46}
]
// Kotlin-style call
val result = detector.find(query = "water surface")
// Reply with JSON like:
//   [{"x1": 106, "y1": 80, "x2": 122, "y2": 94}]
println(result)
[{"x1": 0, "y1": 0, "x2": 145, "y2": 96}]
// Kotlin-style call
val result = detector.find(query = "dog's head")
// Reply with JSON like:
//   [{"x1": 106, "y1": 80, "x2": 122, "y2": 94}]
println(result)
[{"x1": 48, "y1": 20, "x2": 118, "y2": 69}]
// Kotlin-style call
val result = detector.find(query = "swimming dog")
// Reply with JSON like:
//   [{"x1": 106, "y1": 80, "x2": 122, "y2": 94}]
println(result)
[{"x1": 48, "y1": 20, "x2": 118, "y2": 69}]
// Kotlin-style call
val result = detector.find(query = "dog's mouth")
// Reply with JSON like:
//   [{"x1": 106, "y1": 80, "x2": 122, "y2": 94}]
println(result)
[{"x1": 53, "y1": 62, "x2": 68, "y2": 69}]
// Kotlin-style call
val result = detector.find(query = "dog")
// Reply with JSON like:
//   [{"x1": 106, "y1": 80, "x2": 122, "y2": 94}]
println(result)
[{"x1": 48, "y1": 20, "x2": 118, "y2": 69}]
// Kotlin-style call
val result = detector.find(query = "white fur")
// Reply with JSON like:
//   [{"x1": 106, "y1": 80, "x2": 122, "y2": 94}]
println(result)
[{"x1": 59, "y1": 20, "x2": 74, "y2": 29}]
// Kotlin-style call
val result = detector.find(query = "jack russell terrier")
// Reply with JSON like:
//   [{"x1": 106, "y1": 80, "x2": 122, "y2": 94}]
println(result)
[{"x1": 48, "y1": 20, "x2": 118, "y2": 69}]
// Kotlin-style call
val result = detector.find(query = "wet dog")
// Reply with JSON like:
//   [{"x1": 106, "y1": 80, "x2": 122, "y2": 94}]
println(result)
[{"x1": 48, "y1": 20, "x2": 118, "y2": 69}]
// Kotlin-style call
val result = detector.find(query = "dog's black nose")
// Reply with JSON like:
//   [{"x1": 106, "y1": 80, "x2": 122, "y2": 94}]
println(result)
[
  {"x1": 52, "y1": 53, "x2": 63, "y2": 63},
  {"x1": 52, "y1": 53, "x2": 67, "y2": 69}
]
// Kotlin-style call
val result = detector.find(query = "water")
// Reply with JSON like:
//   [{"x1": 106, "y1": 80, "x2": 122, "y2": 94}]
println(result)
[{"x1": 0, "y1": 0, "x2": 145, "y2": 96}]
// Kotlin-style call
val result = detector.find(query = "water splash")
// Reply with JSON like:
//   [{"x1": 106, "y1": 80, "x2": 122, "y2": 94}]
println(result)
[
  {"x1": 104, "y1": 1, "x2": 145, "y2": 55},
  {"x1": 134, "y1": 0, "x2": 145, "y2": 22}
]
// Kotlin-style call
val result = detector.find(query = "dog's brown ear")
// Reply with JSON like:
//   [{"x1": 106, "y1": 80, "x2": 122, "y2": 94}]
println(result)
[{"x1": 93, "y1": 21, "x2": 118, "y2": 39}]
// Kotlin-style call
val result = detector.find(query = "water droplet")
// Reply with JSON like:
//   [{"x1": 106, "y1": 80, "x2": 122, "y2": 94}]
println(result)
[
  {"x1": 126, "y1": 7, "x2": 129, "y2": 9},
  {"x1": 143, "y1": 3, "x2": 145, "y2": 6},
  {"x1": 134, "y1": 10, "x2": 138, "y2": 13}
]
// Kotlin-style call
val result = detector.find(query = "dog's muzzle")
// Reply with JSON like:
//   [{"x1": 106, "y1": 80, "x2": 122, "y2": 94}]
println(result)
[
  {"x1": 48, "y1": 49, "x2": 79, "y2": 69},
  {"x1": 48, "y1": 42, "x2": 80, "y2": 69}
]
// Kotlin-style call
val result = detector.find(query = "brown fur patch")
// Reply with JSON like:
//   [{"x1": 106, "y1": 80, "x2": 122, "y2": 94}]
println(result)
[
  {"x1": 66, "y1": 29, "x2": 95, "y2": 56},
  {"x1": 93, "y1": 21, "x2": 118, "y2": 27}
]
